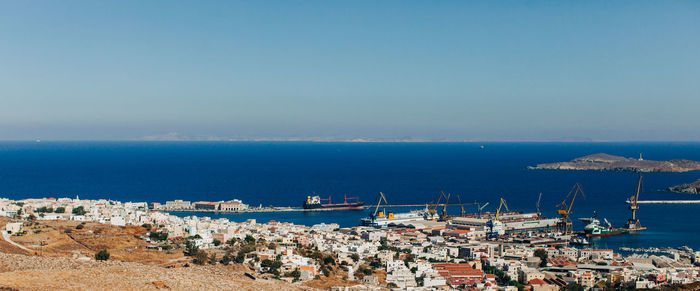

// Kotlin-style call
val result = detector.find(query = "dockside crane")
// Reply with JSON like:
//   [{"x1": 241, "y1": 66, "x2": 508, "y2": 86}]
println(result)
[
  {"x1": 477, "y1": 202, "x2": 489, "y2": 219},
  {"x1": 428, "y1": 191, "x2": 443, "y2": 217},
  {"x1": 536, "y1": 192, "x2": 542, "y2": 215},
  {"x1": 441, "y1": 192, "x2": 451, "y2": 220},
  {"x1": 457, "y1": 195, "x2": 465, "y2": 216},
  {"x1": 557, "y1": 183, "x2": 585, "y2": 234},
  {"x1": 371, "y1": 192, "x2": 389, "y2": 219},
  {"x1": 626, "y1": 173, "x2": 647, "y2": 231},
  {"x1": 428, "y1": 191, "x2": 450, "y2": 219},
  {"x1": 495, "y1": 198, "x2": 509, "y2": 221},
  {"x1": 487, "y1": 198, "x2": 509, "y2": 239}
]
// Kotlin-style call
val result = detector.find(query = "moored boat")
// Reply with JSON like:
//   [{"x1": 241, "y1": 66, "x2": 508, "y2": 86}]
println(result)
[
  {"x1": 582, "y1": 217, "x2": 629, "y2": 237},
  {"x1": 303, "y1": 195, "x2": 364, "y2": 211}
]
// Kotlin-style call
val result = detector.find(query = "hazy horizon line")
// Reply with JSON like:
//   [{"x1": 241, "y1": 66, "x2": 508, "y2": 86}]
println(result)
[{"x1": 2, "y1": 136, "x2": 700, "y2": 143}]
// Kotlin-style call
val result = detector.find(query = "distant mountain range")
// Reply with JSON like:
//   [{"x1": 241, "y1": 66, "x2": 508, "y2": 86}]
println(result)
[
  {"x1": 528, "y1": 153, "x2": 700, "y2": 173},
  {"x1": 134, "y1": 132, "x2": 596, "y2": 143}
]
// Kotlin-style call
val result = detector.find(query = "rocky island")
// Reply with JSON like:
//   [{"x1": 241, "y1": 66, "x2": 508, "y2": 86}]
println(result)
[
  {"x1": 667, "y1": 179, "x2": 700, "y2": 194},
  {"x1": 528, "y1": 153, "x2": 700, "y2": 173}
]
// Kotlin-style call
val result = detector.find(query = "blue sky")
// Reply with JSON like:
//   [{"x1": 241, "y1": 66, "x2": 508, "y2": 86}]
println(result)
[{"x1": 1, "y1": 1, "x2": 699, "y2": 141}]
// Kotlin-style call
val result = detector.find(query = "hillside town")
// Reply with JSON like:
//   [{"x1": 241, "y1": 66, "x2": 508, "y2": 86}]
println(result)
[{"x1": 2, "y1": 196, "x2": 699, "y2": 290}]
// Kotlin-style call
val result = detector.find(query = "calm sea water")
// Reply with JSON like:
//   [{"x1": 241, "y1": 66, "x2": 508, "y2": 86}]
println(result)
[{"x1": 1, "y1": 141, "x2": 699, "y2": 250}]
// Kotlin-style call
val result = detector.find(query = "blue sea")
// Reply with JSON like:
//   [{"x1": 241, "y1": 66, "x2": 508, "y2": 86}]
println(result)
[{"x1": 1, "y1": 141, "x2": 699, "y2": 250}]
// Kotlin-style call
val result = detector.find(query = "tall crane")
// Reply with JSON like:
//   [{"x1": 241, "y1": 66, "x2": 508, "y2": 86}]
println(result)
[
  {"x1": 495, "y1": 198, "x2": 509, "y2": 221},
  {"x1": 487, "y1": 198, "x2": 509, "y2": 239},
  {"x1": 457, "y1": 195, "x2": 466, "y2": 216},
  {"x1": 626, "y1": 173, "x2": 647, "y2": 231},
  {"x1": 557, "y1": 183, "x2": 585, "y2": 234},
  {"x1": 372, "y1": 192, "x2": 389, "y2": 218},
  {"x1": 441, "y1": 192, "x2": 451, "y2": 219},
  {"x1": 477, "y1": 202, "x2": 489, "y2": 219},
  {"x1": 536, "y1": 192, "x2": 542, "y2": 215},
  {"x1": 429, "y1": 191, "x2": 449, "y2": 219},
  {"x1": 428, "y1": 191, "x2": 443, "y2": 217}
]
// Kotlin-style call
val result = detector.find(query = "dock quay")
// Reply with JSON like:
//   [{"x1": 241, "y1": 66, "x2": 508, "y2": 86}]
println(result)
[
  {"x1": 632, "y1": 200, "x2": 700, "y2": 204},
  {"x1": 160, "y1": 204, "x2": 458, "y2": 214},
  {"x1": 165, "y1": 207, "x2": 305, "y2": 214}
]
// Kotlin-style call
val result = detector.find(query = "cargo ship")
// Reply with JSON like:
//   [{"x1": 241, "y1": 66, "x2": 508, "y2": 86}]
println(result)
[
  {"x1": 360, "y1": 192, "x2": 439, "y2": 227},
  {"x1": 581, "y1": 217, "x2": 629, "y2": 237},
  {"x1": 360, "y1": 207, "x2": 439, "y2": 227},
  {"x1": 303, "y1": 195, "x2": 364, "y2": 211}
]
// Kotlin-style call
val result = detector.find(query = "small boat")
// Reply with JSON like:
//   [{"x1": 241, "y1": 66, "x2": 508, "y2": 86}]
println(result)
[{"x1": 570, "y1": 236, "x2": 589, "y2": 245}]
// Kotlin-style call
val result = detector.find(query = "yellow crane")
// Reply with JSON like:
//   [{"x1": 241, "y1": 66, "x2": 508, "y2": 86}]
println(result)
[
  {"x1": 557, "y1": 183, "x2": 585, "y2": 234},
  {"x1": 626, "y1": 173, "x2": 647, "y2": 231},
  {"x1": 487, "y1": 198, "x2": 509, "y2": 239},
  {"x1": 441, "y1": 192, "x2": 451, "y2": 219},
  {"x1": 495, "y1": 197, "x2": 509, "y2": 221},
  {"x1": 457, "y1": 195, "x2": 466, "y2": 216},
  {"x1": 429, "y1": 191, "x2": 449, "y2": 218},
  {"x1": 372, "y1": 192, "x2": 389, "y2": 218}
]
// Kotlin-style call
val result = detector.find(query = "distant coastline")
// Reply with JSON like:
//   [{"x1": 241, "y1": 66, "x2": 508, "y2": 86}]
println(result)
[
  {"x1": 528, "y1": 153, "x2": 700, "y2": 173},
  {"x1": 133, "y1": 132, "x2": 599, "y2": 142},
  {"x1": 666, "y1": 179, "x2": 700, "y2": 194}
]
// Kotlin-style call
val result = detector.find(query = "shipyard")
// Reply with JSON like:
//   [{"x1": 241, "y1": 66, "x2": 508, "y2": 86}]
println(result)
[
  {"x1": 148, "y1": 174, "x2": 657, "y2": 244},
  {"x1": 2, "y1": 171, "x2": 700, "y2": 291}
]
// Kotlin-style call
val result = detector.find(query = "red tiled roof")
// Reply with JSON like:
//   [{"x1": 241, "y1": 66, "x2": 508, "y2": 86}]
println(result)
[
  {"x1": 529, "y1": 278, "x2": 547, "y2": 285},
  {"x1": 445, "y1": 229, "x2": 471, "y2": 234}
]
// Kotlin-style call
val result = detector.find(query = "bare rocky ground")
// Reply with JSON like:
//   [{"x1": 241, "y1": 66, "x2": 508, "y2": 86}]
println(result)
[
  {"x1": 0, "y1": 218, "x2": 315, "y2": 290},
  {"x1": 0, "y1": 252, "x2": 313, "y2": 291}
]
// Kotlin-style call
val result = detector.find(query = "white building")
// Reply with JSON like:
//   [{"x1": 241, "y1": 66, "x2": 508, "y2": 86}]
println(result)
[{"x1": 4, "y1": 222, "x2": 23, "y2": 234}]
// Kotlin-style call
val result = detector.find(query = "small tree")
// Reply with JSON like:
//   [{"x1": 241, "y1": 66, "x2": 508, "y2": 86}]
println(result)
[
  {"x1": 323, "y1": 255, "x2": 336, "y2": 266},
  {"x1": 72, "y1": 206, "x2": 86, "y2": 216},
  {"x1": 193, "y1": 250, "x2": 209, "y2": 265},
  {"x1": 534, "y1": 249, "x2": 548, "y2": 267},
  {"x1": 350, "y1": 253, "x2": 360, "y2": 262},
  {"x1": 221, "y1": 251, "x2": 233, "y2": 265},
  {"x1": 212, "y1": 239, "x2": 221, "y2": 246},
  {"x1": 184, "y1": 240, "x2": 199, "y2": 256},
  {"x1": 149, "y1": 231, "x2": 168, "y2": 241},
  {"x1": 55, "y1": 207, "x2": 65, "y2": 213},
  {"x1": 95, "y1": 249, "x2": 110, "y2": 261},
  {"x1": 234, "y1": 251, "x2": 246, "y2": 263},
  {"x1": 244, "y1": 235, "x2": 256, "y2": 244},
  {"x1": 286, "y1": 268, "x2": 301, "y2": 281}
]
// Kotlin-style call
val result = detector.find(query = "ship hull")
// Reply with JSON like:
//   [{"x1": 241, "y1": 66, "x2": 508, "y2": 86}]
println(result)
[
  {"x1": 303, "y1": 202, "x2": 364, "y2": 211},
  {"x1": 585, "y1": 230, "x2": 628, "y2": 237}
]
